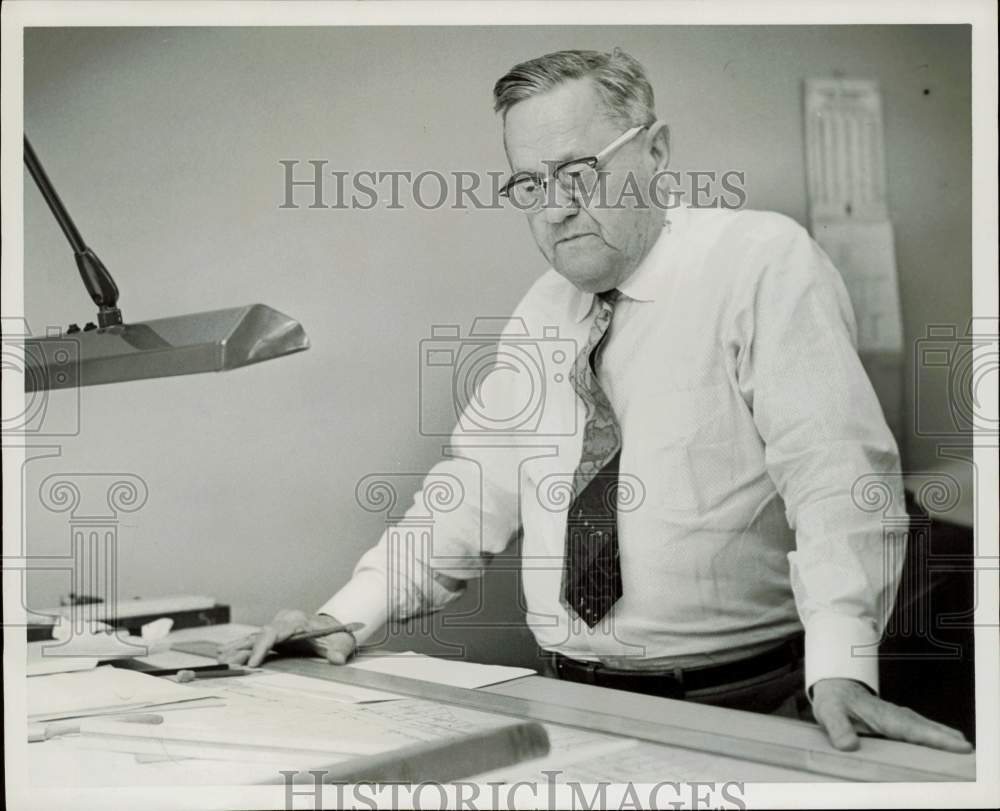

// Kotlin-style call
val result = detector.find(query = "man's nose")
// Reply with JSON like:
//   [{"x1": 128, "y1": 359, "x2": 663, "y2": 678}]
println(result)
[{"x1": 542, "y1": 181, "x2": 578, "y2": 225}]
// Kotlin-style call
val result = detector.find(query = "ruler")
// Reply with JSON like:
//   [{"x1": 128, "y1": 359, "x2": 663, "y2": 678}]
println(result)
[{"x1": 265, "y1": 658, "x2": 972, "y2": 782}]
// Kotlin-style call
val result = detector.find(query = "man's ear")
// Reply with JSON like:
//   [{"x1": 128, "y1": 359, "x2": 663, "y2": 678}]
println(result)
[{"x1": 644, "y1": 121, "x2": 670, "y2": 171}]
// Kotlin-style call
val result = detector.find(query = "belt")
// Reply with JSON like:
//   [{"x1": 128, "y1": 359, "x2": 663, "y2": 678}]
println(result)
[{"x1": 545, "y1": 634, "x2": 805, "y2": 700}]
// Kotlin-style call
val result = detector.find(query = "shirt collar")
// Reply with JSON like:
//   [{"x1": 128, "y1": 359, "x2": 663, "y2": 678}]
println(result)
[
  {"x1": 569, "y1": 206, "x2": 687, "y2": 323},
  {"x1": 572, "y1": 289, "x2": 597, "y2": 323}
]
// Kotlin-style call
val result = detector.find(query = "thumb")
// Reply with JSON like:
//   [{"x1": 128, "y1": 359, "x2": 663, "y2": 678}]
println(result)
[
  {"x1": 814, "y1": 699, "x2": 861, "y2": 751},
  {"x1": 317, "y1": 632, "x2": 356, "y2": 666}
]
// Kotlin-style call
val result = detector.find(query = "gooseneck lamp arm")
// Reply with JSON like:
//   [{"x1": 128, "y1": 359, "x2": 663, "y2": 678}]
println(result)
[
  {"x1": 23, "y1": 136, "x2": 123, "y2": 328},
  {"x1": 21, "y1": 133, "x2": 309, "y2": 393}
]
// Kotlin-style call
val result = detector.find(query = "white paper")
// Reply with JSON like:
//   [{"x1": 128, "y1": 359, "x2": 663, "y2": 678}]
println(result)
[
  {"x1": 346, "y1": 651, "x2": 535, "y2": 690},
  {"x1": 813, "y1": 220, "x2": 903, "y2": 352},
  {"x1": 30, "y1": 736, "x2": 331, "y2": 787},
  {"x1": 26, "y1": 646, "x2": 98, "y2": 677},
  {"x1": 248, "y1": 652, "x2": 537, "y2": 704},
  {"x1": 357, "y1": 696, "x2": 514, "y2": 741},
  {"x1": 28, "y1": 665, "x2": 213, "y2": 722},
  {"x1": 72, "y1": 683, "x2": 478, "y2": 765},
  {"x1": 805, "y1": 78, "x2": 888, "y2": 222},
  {"x1": 472, "y1": 735, "x2": 833, "y2": 784},
  {"x1": 76, "y1": 714, "x2": 395, "y2": 761},
  {"x1": 140, "y1": 617, "x2": 174, "y2": 640},
  {"x1": 229, "y1": 670, "x2": 398, "y2": 703}
]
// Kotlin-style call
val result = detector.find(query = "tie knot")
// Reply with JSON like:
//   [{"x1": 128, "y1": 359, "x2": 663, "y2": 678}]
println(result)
[{"x1": 598, "y1": 288, "x2": 622, "y2": 306}]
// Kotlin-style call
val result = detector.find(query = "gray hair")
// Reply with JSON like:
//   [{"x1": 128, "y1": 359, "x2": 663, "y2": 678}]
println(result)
[{"x1": 492, "y1": 48, "x2": 656, "y2": 127}]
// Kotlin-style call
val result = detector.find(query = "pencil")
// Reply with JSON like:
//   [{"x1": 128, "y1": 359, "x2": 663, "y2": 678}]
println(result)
[
  {"x1": 285, "y1": 622, "x2": 364, "y2": 643},
  {"x1": 173, "y1": 667, "x2": 253, "y2": 682}
]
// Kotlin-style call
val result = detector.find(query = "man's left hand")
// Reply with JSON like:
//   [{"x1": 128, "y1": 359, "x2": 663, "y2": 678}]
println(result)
[{"x1": 811, "y1": 678, "x2": 973, "y2": 753}]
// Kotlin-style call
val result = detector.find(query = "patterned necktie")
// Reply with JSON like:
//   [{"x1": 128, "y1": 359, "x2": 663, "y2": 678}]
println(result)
[{"x1": 563, "y1": 289, "x2": 623, "y2": 628}]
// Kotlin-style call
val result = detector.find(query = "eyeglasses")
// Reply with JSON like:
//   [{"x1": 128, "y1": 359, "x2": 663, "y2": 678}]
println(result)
[{"x1": 500, "y1": 125, "x2": 646, "y2": 212}]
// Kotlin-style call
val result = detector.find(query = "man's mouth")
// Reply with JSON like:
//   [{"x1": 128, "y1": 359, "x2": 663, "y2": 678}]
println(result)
[{"x1": 556, "y1": 233, "x2": 598, "y2": 246}]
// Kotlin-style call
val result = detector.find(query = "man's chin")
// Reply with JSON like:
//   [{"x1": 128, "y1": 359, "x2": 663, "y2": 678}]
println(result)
[{"x1": 553, "y1": 262, "x2": 619, "y2": 294}]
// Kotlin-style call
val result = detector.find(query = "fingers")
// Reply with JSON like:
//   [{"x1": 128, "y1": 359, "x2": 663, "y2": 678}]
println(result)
[
  {"x1": 217, "y1": 638, "x2": 250, "y2": 664},
  {"x1": 247, "y1": 624, "x2": 279, "y2": 668},
  {"x1": 218, "y1": 631, "x2": 267, "y2": 664},
  {"x1": 219, "y1": 636, "x2": 254, "y2": 652},
  {"x1": 218, "y1": 609, "x2": 310, "y2": 667},
  {"x1": 852, "y1": 696, "x2": 973, "y2": 754},
  {"x1": 217, "y1": 646, "x2": 252, "y2": 666},
  {"x1": 813, "y1": 679, "x2": 974, "y2": 754},
  {"x1": 215, "y1": 610, "x2": 362, "y2": 668},
  {"x1": 814, "y1": 699, "x2": 861, "y2": 751}
]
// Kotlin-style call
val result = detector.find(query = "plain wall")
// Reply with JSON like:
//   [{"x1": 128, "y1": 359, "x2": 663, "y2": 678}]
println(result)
[{"x1": 22, "y1": 26, "x2": 971, "y2": 665}]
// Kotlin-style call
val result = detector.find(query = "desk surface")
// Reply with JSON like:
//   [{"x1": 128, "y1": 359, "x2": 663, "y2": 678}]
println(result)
[{"x1": 27, "y1": 652, "x2": 976, "y2": 788}]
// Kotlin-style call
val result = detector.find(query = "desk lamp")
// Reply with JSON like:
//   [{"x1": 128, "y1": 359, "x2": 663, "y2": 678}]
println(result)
[{"x1": 21, "y1": 136, "x2": 309, "y2": 393}]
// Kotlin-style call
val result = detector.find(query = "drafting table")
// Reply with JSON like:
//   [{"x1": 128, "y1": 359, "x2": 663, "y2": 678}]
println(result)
[{"x1": 27, "y1": 645, "x2": 975, "y2": 788}]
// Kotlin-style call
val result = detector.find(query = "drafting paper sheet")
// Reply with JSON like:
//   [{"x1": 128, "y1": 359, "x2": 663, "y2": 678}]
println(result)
[
  {"x1": 28, "y1": 666, "x2": 213, "y2": 722},
  {"x1": 51, "y1": 677, "x2": 830, "y2": 785},
  {"x1": 470, "y1": 731, "x2": 835, "y2": 784},
  {"x1": 346, "y1": 651, "x2": 536, "y2": 690},
  {"x1": 216, "y1": 670, "x2": 399, "y2": 704}
]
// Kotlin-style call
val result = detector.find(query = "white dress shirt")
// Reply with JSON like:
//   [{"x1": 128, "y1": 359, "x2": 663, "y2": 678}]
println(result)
[{"x1": 321, "y1": 205, "x2": 904, "y2": 695}]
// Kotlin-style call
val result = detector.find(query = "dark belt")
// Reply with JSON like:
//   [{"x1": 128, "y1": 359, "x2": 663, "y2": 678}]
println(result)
[{"x1": 545, "y1": 633, "x2": 804, "y2": 700}]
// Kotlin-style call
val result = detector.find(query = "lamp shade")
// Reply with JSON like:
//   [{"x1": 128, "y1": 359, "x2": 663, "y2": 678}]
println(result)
[{"x1": 24, "y1": 303, "x2": 309, "y2": 392}]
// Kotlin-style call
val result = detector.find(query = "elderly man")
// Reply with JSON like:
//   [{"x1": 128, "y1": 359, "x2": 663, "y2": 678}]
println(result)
[{"x1": 222, "y1": 49, "x2": 970, "y2": 754}]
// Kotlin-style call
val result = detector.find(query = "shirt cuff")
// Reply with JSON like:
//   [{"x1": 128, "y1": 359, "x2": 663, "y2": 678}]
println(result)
[
  {"x1": 804, "y1": 612, "x2": 880, "y2": 699},
  {"x1": 316, "y1": 568, "x2": 390, "y2": 647}
]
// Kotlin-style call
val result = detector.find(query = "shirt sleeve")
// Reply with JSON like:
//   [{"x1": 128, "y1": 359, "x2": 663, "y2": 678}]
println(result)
[
  {"x1": 317, "y1": 329, "x2": 537, "y2": 646},
  {"x1": 728, "y1": 216, "x2": 905, "y2": 697}
]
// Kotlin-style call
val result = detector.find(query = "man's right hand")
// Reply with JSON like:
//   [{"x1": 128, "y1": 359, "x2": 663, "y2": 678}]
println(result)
[{"x1": 217, "y1": 609, "x2": 358, "y2": 668}]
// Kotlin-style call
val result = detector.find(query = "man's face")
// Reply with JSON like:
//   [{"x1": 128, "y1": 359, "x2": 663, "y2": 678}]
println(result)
[{"x1": 503, "y1": 78, "x2": 662, "y2": 294}]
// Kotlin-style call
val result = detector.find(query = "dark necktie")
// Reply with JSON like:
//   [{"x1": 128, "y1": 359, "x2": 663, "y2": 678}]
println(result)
[{"x1": 562, "y1": 289, "x2": 623, "y2": 628}]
